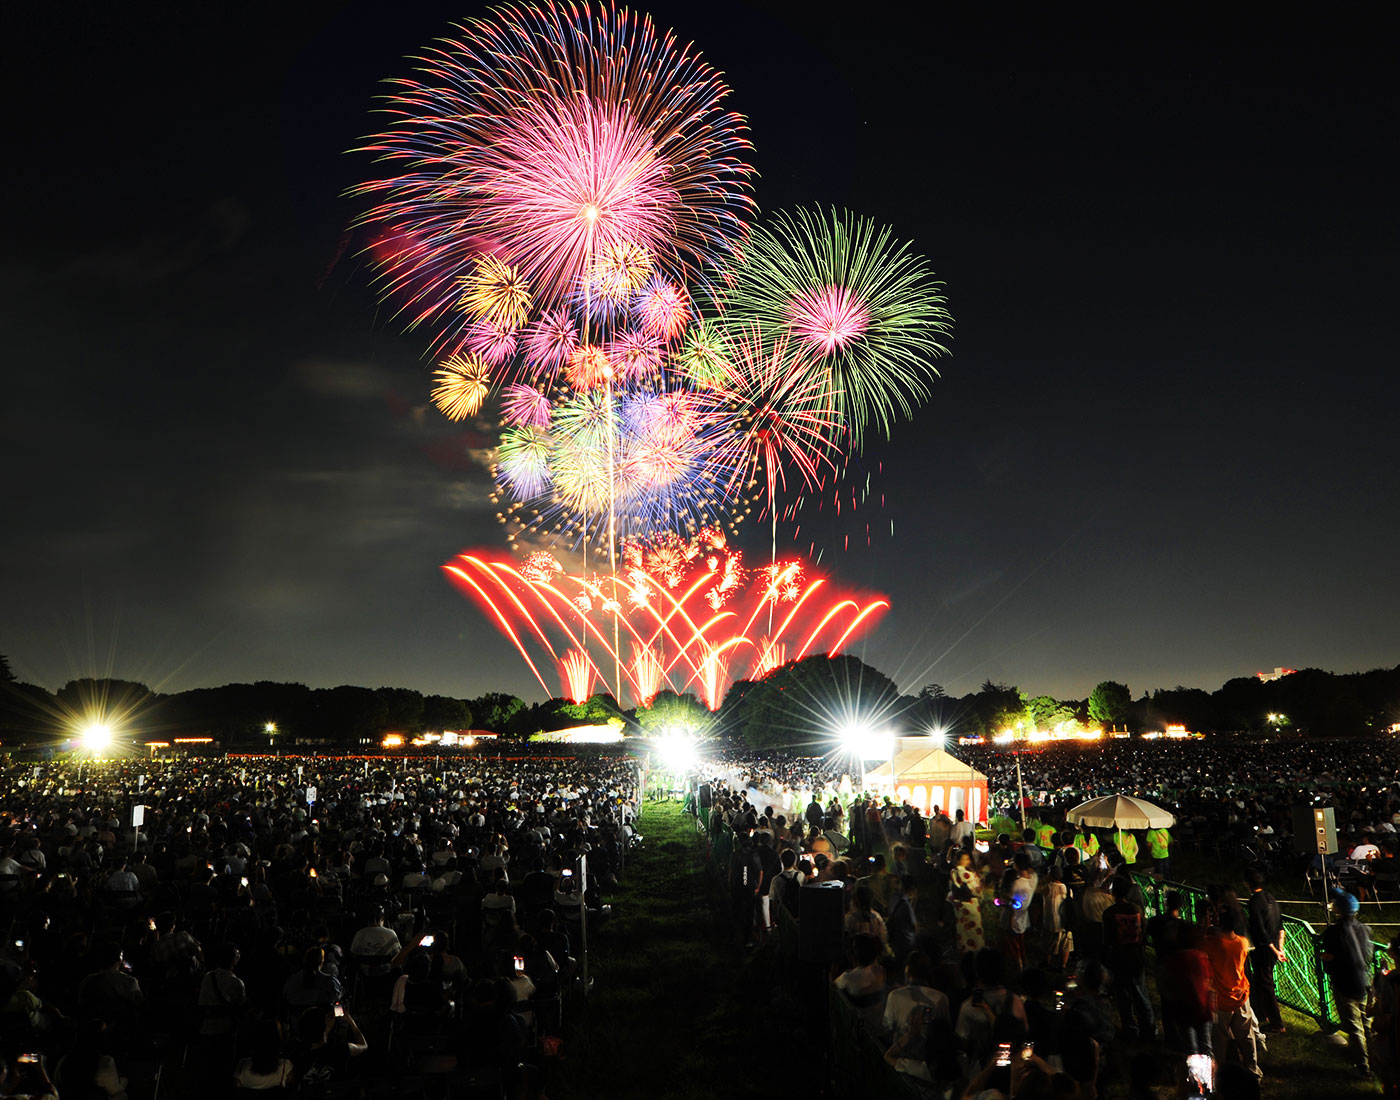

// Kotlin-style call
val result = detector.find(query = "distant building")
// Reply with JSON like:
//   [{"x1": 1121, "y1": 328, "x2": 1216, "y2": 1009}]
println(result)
[{"x1": 1256, "y1": 666, "x2": 1297, "y2": 683}]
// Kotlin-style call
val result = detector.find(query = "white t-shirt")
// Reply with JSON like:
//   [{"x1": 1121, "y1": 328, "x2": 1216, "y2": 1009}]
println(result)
[
  {"x1": 884, "y1": 983, "x2": 950, "y2": 1052},
  {"x1": 1351, "y1": 843, "x2": 1382, "y2": 861}
]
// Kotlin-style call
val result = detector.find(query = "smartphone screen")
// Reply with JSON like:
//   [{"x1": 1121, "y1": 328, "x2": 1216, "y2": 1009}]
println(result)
[
  {"x1": 995, "y1": 1043, "x2": 1012, "y2": 1067},
  {"x1": 421, "y1": 935, "x2": 435, "y2": 947},
  {"x1": 1186, "y1": 1054, "x2": 1213, "y2": 1094},
  {"x1": 513, "y1": 955, "x2": 525, "y2": 973},
  {"x1": 334, "y1": 1003, "x2": 345, "y2": 1018}
]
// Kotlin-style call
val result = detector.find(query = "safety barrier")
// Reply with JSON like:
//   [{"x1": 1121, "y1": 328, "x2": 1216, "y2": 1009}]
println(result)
[{"x1": 1130, "y1": 870, "x2": 1386, "y2": 1029}]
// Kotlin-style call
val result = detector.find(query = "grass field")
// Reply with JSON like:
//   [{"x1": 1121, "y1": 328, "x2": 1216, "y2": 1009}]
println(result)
[{"x1": 545, "y1": 800, "x2": 820, "y2": 1100}]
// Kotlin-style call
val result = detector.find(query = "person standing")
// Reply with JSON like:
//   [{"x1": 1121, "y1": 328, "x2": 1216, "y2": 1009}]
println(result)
[
  {"x1": 1245, "y1": 868, "x2": 1286, "y2": 1033},
  {"x1": 1101, "y1": 876, "x2": 1154, "y2": 1041},
  {"x1": 886, "y1": 876, "x2": 919, "y2": 969},
  {"x1": 1146, "y1": 824, "x2": 1172, "y2": 879},
  {"x1": 950, "y1": 809, "x2": 974, "y2": 849},
  {"x1": 1203, "y1": 906, "x2": 1262, "y2": 1080},
  {"x1": 1323, "y1": 888, "x2": 1376, "y2": 1078}
]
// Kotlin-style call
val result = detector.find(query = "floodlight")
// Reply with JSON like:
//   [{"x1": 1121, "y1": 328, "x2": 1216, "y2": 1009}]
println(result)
[
  {"x1": 657, "y1": 730, "x2": 698, "y2": 772},
  {"x1": 81, "y1": 724, "x2": 113, "y2": 753}
]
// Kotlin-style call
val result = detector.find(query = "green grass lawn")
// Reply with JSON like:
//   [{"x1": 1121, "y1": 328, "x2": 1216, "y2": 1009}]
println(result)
[{"x1": 546, "y1": 800, "x2": 820, "y2": 1100}]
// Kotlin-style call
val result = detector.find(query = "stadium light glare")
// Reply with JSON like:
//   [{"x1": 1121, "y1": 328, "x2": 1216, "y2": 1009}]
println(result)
[{"x1": 80, "y1": 723, "x2": 113, "y2": 754}]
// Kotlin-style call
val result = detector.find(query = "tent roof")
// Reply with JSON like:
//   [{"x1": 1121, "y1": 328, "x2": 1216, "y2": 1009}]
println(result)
[{"x1": 866, "y1": 739, "x2": 988, "y2": 783}]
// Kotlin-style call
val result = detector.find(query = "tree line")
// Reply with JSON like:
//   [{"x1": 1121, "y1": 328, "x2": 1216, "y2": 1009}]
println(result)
[{"x1": 0, "y1": 650, "x2": 1396, "y2": 751}]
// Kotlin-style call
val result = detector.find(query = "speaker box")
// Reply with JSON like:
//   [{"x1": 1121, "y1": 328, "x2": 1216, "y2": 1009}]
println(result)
[
  {"x1": 698, "y1": 783, "x2": 713, "y2": 809},
  {"x1": 1292, "y1": 805, "x2": 1338, "y2": 855},
  {"x1": 798, "y1": 880, "x2": 845, "y2": 962}
]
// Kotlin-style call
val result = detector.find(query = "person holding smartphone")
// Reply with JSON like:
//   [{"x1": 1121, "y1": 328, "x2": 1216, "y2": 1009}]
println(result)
[{"x1": 0, "y1": 1051, "x2": 58, "y2": 1100}]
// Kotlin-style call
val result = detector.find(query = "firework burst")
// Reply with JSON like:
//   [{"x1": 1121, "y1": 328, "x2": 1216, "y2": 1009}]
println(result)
[
  {"x1": 352, "y1": 2, "x2": 755, "y2": 343},
  {"x1": 432, "y1": 353, "x2": 492, "y2": 420},
  {"x1": 444, "y1": 534, "x2": 887, "y2": 705},
  {"x1": 500, "y1": 383, "x2": 553, "y2": 429},
  {"x1": 708, "y1": 207, "x2": 953, "y2": 446},
  {"x1": 706, "y1": 322, "x2": 842, "y2": 515},
  {"x1": 458, "y1": 254, "x2": 532, "y2": 330}
]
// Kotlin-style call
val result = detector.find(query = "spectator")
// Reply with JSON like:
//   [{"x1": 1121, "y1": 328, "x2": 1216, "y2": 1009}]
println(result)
[
  {"x1": 233, "y1": 1018, "x2": 294, "y2": 1091},
  {"x1": 834, "y1": 933, "x2": 887, "y2": 1034},
  {"x1": 1203, "y1": 905, "x2": 1261, "y2": 1080},
  {"x1": 1322, "y1": 888, "x2": 1375, "y2": 1079},
  {"x1": 1244, "y1": 868, "x2": 1286, "y2": 1034}
]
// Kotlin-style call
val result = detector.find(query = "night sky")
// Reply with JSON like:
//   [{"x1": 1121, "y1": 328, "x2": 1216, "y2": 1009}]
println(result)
[{"x1": 6, "y1": 3, "x2": 1397, "y2": 704}]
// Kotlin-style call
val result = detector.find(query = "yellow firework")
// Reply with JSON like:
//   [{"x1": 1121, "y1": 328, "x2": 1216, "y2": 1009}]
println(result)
[
  {"x1": 459, "y1": 255, "x2": 532, "y2": 329},
  {"x1": 590, "y1": 241, "x2": 654, "y2": 301},
  {"x1": 432, "y1": 354, "x2": 492, "y2": 420}
]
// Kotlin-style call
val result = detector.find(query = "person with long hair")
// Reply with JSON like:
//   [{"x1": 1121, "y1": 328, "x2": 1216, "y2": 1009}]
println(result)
[{"x1": 233, "y1": 1018, "x2": 294, "y2": 1091}]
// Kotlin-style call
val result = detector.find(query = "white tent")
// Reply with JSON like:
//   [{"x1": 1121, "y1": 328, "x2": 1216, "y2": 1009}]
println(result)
[{"x1": 865, "y1": 738, "x2": 990, "y2": 822}]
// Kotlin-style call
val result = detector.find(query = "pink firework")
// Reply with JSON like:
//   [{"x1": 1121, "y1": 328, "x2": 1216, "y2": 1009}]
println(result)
[
  {"x1": 523, "y1": 309, "x2": 579, "y2": 376},
  {"x1": 785, "y1": 285, "x2": 871, "y2": 355},
  {"x1": 501, "y1": 383, "x2": 553, "y2": 428},
  {"x1": 634, "y1": 277, "x2": 691, "y2": 341},
  {"x1": 465, "y1": 320, "x2": 519, "y2": 367},
  {"x1": 354, "y1": 3, "x2": 755, "y2": 332},
  {"x1": 605, "y1": 330, "x2": 664, "y2": 382}
]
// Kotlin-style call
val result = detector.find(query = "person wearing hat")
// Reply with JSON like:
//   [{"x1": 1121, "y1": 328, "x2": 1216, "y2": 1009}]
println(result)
[{"x1": 1322, "y1": 888, "x2": 1375, "y2": 1078}]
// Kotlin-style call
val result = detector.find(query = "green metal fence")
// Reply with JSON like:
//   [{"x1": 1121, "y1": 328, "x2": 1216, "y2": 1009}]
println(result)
[{"x1": 1130, "y1": 870, "x2": 1385, "y2": 1029}]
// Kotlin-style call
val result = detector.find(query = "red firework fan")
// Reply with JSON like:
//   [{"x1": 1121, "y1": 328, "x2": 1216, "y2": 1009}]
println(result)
[{"x1": 444, "y1": 533, "x2": 887, "y2": 707}]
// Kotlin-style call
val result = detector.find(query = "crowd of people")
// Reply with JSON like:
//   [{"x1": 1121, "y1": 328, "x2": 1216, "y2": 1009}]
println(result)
[
  {"x1": 0, "y1": 750, "x2": 641, "y2": 1099},
  {"x1": 697, "y1": 739, "x2": 1400, "y2": 1100}
]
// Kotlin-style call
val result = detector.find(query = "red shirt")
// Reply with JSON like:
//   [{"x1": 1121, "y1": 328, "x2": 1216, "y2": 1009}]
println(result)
[{"x1": 1203, "y1": 931, "x2": 1251, "y2": 1011}]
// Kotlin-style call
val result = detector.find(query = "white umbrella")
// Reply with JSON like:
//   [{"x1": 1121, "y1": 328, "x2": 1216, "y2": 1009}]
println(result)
[
  {"x1": 1066, "y1": 794, "x2": 1175, "y2": 858},
  {"x1": 1066, "y1": 794, "x2": 1175, "y2": 830}
]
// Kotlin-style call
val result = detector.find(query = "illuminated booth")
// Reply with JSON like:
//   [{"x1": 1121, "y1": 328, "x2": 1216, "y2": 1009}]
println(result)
[{"x1": 864, "y1": 740, "x2": 989, "y2": 823}]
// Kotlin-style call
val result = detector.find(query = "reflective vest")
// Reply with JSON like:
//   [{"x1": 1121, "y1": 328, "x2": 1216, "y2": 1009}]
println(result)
[
  {"x1": 1119, "y1": 832, "x2": 1139, "y2": 865},
  {"x1": 1147, "y1": 827, "x2": 1171, "y2": 859}
]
